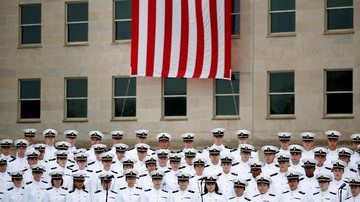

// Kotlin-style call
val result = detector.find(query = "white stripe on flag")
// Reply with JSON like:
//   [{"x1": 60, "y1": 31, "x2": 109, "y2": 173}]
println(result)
[
  {"x1": 153, "y1": 0, "x2": 165, "y2": 77},
  {"x1": 169, "y1": 0, "x2": 182, "y2": 77},
  {"x1": 216, "y1": 0, "x2": 225, "y2": 78},
  {"x1": 200, "y1": 0, "x2": 212, "y2": 78},
  {"x1": 184, "y1": 0, "x2": 197, "y2": 78},
  {"x1": 137, "y1": 0, "x2": 149, "y2": 76}
]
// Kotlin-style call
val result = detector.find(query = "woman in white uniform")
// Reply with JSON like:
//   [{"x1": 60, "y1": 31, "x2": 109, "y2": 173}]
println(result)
[
  {"x1": 43, "y1": 170, "x2": 68, "y2": 202},
  {"x1": 2, "y1": 171, "x2": 26, "y2": 202},
  {"x1": 66, "y1": 172, "x2": 91, "y2": 202},
  {"x1": 201, "y1": 175, "x2": 226, "y2": 202}
]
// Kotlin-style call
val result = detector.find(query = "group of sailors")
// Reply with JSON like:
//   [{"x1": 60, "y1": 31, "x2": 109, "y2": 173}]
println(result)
[{"x1": 0, "y1": 128, "x2": 360, "y2": 201}]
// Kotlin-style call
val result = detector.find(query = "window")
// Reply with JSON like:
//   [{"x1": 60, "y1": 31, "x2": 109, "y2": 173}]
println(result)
[
  {"x1": 66, "y1": 2, "x2": 88, "y2": 44},
  {"x1": 268, "y1": 72, "x2": 294, "y2": 115},
  {"x1": 20, "y1": 4, "x2": 41, "y2": 45},
  {"x1": 163, "y1": 78, "x2": 186, "y2": 117},
  {"x1": 326, "y1": 0, "x2": 353, "y2": 31},
  {"x1": 114, "y1": 0, "x2": 132, "y2": 41},
  {"x1": 325, "y1": 70, "x2": 352, "y2": 114},
  {"x1": 113, "y1": 77, "x2": 136, "y2": 118},
  {"x1": 232, "y1": 0, "x2": 240, "y2": 36},
  {"x1": 19, "y1": 79, "x2": 41, "y2": 120},
  {"x1": 215, "y1": 73, "x2": 240, "y2": 116},
  {"x1": 65, "y1": 78, "x2": 87, "y2": 119},
  {"x1": 269, "y1": 0, "x2": 295, "y2": 34}
]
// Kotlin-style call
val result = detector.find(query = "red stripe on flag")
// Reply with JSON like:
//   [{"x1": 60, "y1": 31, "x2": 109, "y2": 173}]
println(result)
[
  {"x1": 131, "y1": 0, "x2": 139, "y2": 75},
  {"x1": 162, "y1": 0, "x2": 173, "y2": 77},
  {"x1": 224, "y1": 0, "x2": 231, "y2": 79},
  {"x1": 193, "y1": 0, "x2": 204, "y2": 78},
  {"x1": 208, "y1": 0, "x2": 219, "y2": 78},
  {"x1": 177, "y1": 0, "x2": 189, "y2": 78},
  {"x1": 146, "y1": 0, "x2": 157, "y2": 76}
]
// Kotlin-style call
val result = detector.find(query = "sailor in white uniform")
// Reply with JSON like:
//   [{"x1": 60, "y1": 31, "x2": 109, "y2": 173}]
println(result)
[
  {"x1": 0, "y1": 139, "x2": 16, "y2": 163},
  {"x1": 228, "y1": 178, "x2": 252, "y2": 202},
  {"x1": 116, "y1": 169, "x2": 144, "y2": 202},
  {"x1": 93, "y1": 172, "x2": 118, "y2": 202},
  {"x1": 252, "y1": 175, "x2": 277, "y2": 202},
  {"x1": 311, "y1": 173, "x2": 337, "y2": 202},
  {"x1": 279, "y1": 171, "x2": 308, "y2": 202},
  {"x1": 8, "y1": 139, "x2": 29, "y2": 172},
  {"x1": 201, "y1": 175, "x2": 226, "y2": 202},
  {"x1": 324, "y1": 130, "x2": 342, "y2": 164},
  {"x1": 231, "y1": 129, "x2": 259, "y2": 162},
  {"x1": 276, "y1": 132, "x2": 292, "y2": 155},
  {"x1": 202, "y1": 128, "x2": 232, "y2": 164},
  {"x1": 0, "y1": 157, "x2": 12, "y2": 201},
  {"x1": 42, "y1": 170, "x2": 69, "y2": 202},
  {"x1": 140, "y1": 170, "x2": 170, "y2": 202},
  {"x1": 169, "y1": 172, "x2": 198, "y2": 202},
  {"x1": 85, "y1": 130, "x2": 104, "y2": 162},
  {"x1": 260, "y1": 145, "x2": 279, "y2": 176},
  {"x1": 108, "y1": 130, "x2": 126, "y2": 156},
  {"x1": 300, "y1": 132, "x2": 316, "y2": 160},
  {"x1": 344, "y1": 177, "x2": 360, "y2": 202},
  {"x1": 66, "y1": 172, "x2": 91, "y2": 202},
  {"x1": 3, "y1": 171, "x2": 26, "y2": 202},
  {"x1": 42, "y1": 129, "x2": 58, "y2": 161},
  {"x1": 23, "y1": 164, "x2": 49, "y2": 202}
]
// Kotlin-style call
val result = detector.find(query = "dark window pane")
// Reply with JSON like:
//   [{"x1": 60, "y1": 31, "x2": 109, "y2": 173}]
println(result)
[
  {"x1": 270, "y1": 94, "x2": 294, "y2": 114},
  {"x1": 67, "y1": 3, "x2": 88, "y2": 22},
  {"x1": 232, "y1": 0, "x2": 240, "y2": 13},
  {"x1": 232, "y1": 15, "x2": 240, "y2": 35},
  {"x1": 68, "y1": 24, "x2": 88, "y2": 42},
  {"x1": 116, "y1": 21, "x2": 132, "y2": 40},
  {"x1": 327, "y1": 9, "x2": 353, "y2": 30},
  {"x1": 271, "y1": 0, "x2": 295, "y2": 11},
  {"x1": 22, "y1": 26, "x2": 41, "y2": 44},
  {"x1": 327, "y1": 71, "x2": 352, "y2": 91},
  {"x1": 115, "y1": 1, "x2": 132, "y2": 19},
  {"x1": 115, "y1": 98, "x2": 136, "y2": 117},
  {"x1": 216, "y1": 76, "x2": 239, "y2": 94},
  {"x1": 20, "y1": 80, "x2": 40, "y2": 99},
  {"x1": 327, "y1": 93, "x2": 352, "y2": 114},
  {"x1": 164, "y1": 97, "x2": 186, "y2": 116},
  {"x1": 67, "y1": 79, "x2": 87, "y2": 98},
  {"x1": 115, "y1": 77, "x2": 136, "y2": 96},
  {"x1": 20, "y1": 100, "x2": 40, "y2": 119},
  {"x1": 271, "y1": 12, "x2": 295, "y2": 33},
  {"x1": 164, "y1": 78, "x2": 186, "y2": 95},
  {"x1": 270, "y1": 72, "x2": 294, "y2": 93},
  {"x1": 67, "y1": 99, "x2": 87, "y2": 118},
  {"x1": 216, "y1": 96, "x2": 239, "y2": 115},
  {"x1": 21, "y1": 4, "x2": 41, "y2": 24},
  {"x1": 327, "y1": 0, "x2": 353, "y2": 7}
]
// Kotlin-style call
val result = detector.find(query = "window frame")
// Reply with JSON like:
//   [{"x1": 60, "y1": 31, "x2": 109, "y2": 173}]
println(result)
[
  {"x1": 267, "y1": 71, "x2": 296, "y2": 119},
  {"x1": 19, "y1": 4, "x2": 42, "y2": 48},
  {"x1": 18, "y1": 78, "x2": 41, "y2": 123},
  {"x1": 112, "y1": 76, "x2": 137, "y2": 121},
  {"x1": 65, "y1": 1, "x2": 89, "y2": 46},
  {"x1": 324, "y1": 69, "x2": 353, "y2": 118},
  {"x1": 162, "y1": 78, "x2": 187, "y2": 120},
  {"x1": 268, "y1": 0, "x2": 296, "y2": 37},
  {"x1": 231, "y1": 0, "x2": 241, "y2": 38},
  {"x1": 213, "y1": 72, "x2": 240, "y2": 119},
  {"x1": 324, "y1": 0, "x2": 354, "y2": 34},
  {"x1": 64, "y1": 77, "x2": 88, "y2": 122},
  {"x1": 113, "y1": 0, "x2": 132, "y2": 42}
]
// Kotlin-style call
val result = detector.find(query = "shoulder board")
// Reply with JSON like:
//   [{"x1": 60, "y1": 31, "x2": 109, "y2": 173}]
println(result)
[
  {"x1": 9, "y1": 158, "x2": 16, "y2": 162},
  {"x1": 204, "y1": 146, "x2": 210, "y2": 149},
  {"x1": 83, "y1": 189, "x2": 89, "y2": 193},
  {"x1": 270, "y1": 173, "x2": 278, "y2": 177},
  {"x1": 283, "y1": 190, "x2": 289, "y2": 194},
  {"x1": 216, "y1": 192, "x2": 222, "y2": 195},
  {"x1": 94, "y1": 190, "x2": 101, "y2": 194},
  {"x1": 179, "y1": 166, "x2": 185, "y2": 170},
  {"x1": 110, "y1": 190, "x2": 117, "y2": 194},
  {"x1": 139, "y1": 174, "x2": 147, "y2": 178},
  {"x1": 145, "y1": 189, "x2": 151, "y2": 192},
  {"x1": 68, "y1": 159, "x2": 75, "y2": 163},
  {"x1": 117, "y1": 175, "x2": 124, "y2": 179},
  {"x1": 231, "y1": 172, "x2": 238, "y2": 176},
  {"x1": 42, "y1": 180, "x2": 48, "y2": 183},
  {"x1": 269, "y1": 193, "x2": 275, "y2": 197},
  {"x1": 253, "y1": 194, "x2": 260, "y2": 197},
  {"x1": 224, "y1": 145, "x2": 232, "y2": 149},
  {"x1": 66, "y1": 166, "x2": 74, "y2": 170},
  {"x1": 162, "y1": 189, "x2": 168, "y2": 193},
  {"x1": 10, "y1": 155, "x2": 16, "y2": 159},
  {"x1": 72, "y1": 169, "x2": 79, "y2": 173},
  {"x1": 67, "y1": 164, "x2": 75, "y2": 168},
  {"x1": 188, "y1": 190, "x2": 195, "y2": 193},
  {"x1": 350, "y1": 168, "x2": 357, "y2": 173},
  {"x1": 325, "y1": 167, "x2": 331, "y2": 170},
  {"x1": 119, "y1": 187, "x2": 126, "y2": 190},
  {"x1": 136, "y1": 187, "x2": 142, "y2": 190},
  {"x1": 22, "y1": 168, "x2": 28, "y2": 172},
  {"x1": 198, "y1": 150, "x2": 202, "y2": 153},
  {"x1": 86, "y1": 169, "x2": 93, "y2": 172},
  {"x1": 217, "y1": 173, "x2": 222, "y2": 176},
  {"x1": 232, "y1": 162, "x2": 239, "y2": 166},
  {"x1": 7, "y1": 187, "x2": 14, "y2": 191},
  {"x1": 61, "y1": 187, "x2": 68, "y2": 190},
  {"x1": 164, "y1": 170, "x2": 170, "y2": 173},
  {"x1": 204, "y1": 165, "x2": 210, "y2": 168},
  {"x1": 245, "y1": 179, "x2": 251, "y2": 182},
  {"x1": 345, "y1": 196, "x2": 352, "y2": 200},
  {"x1": 46, "y1": 187, "x2": 53, "y2": 190},
  {"x1": 245, "y1": 198, "x2": 251, "y2": 201},
  {"x1": 313, "y1": 192, "x2": 320, "y2": 195},
  {"x1": 95, "y1": 170, "x2": 102, "y2": 173},
  {"x1": 299, "y1": 191, "x2": 305, "y2": 195},
  {"x1": 172, "y1": 190, "x2": 179, "y2": 193},
  {"x1": 176, "y1": 150, "x2": 183, "y2": 153},
  {"x1": 51, "y1": 167, "x2": 57, "y2": 170},
  {"x1": 69, "y1": 190, "x2": 75, "y2": 194},
  {"x1": 111, "y1": 170, "x2": 118, "y2": 174},
  {"x1": 88, "y1": 161, "x2": 95, "y2": 165},
  {"x1": 230, "y1": 148, "x2": 238, "y2": 152},
  {"x1": 26, "y1": 181, "x2": 33, "y2": 185},
  {"x1": 229, "y1": 197, "x2": 235, "y2": 200},
  {"x1": 330, "y1": 191, "x2": 336, "y2": 195},
  {"x1": 48, "y1": 158, "x2": 56, "y2": 161},
  {"x1": 190, "y1": 176, "x2": 194, "y2": 179}
]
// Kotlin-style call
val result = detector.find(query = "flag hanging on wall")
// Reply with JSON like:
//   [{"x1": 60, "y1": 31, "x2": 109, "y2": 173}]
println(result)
[{"x1": 131, "y1": 0, "x2": 231, "y2": 79}]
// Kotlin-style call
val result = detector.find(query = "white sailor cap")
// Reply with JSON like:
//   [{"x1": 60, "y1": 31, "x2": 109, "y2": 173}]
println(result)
[
  {"x1": 250, "y1": 161, "x2": 265, "y2": 170},
  {"x1": 0, "y1": 156, "x2": 7, "y2": 164},
  {"x1": 180, "y1": 133, "x2": 196, "y2": 141},
  {"x1": 74, "y1": 152, "x2": 88, "y2": 161},
  {"x1": 88, "y1": 130, "x2": 104, "y2": 139},
  {"x1": 0, "y1": 139, "x2": 13, "y2": 146},
  {"x1": 33, "y1": 143, "x2": 46, "y2": 151},
  {"x1": 49, "y1": 170, "x2": 64, "y2": 179},
  {"x1": 25, "y1": 150, "x2": 40, "y2": 158},
  {"x1": 347, "y1": 177, "x2": 360, "y2": 186},
  {"x1": 325, "y1": 130, "x2": 341, "y2": 139},
  {"x1": 55, "y1": 150, "x2": 69, "y2": 159},
  {"x1": 204, "y1": 175, "x2": 218, "y2": 183},
  {"x1": 239, "y1": 144, "x2": 255, "y2": 153},
  {"x1": 313, "y1": 147, "x2": 328, "y2": 156},
  {"x1": 351, "y1": 134, "x2": 360, "y2": 143},
  {"x1": 63, "y1": 130, "x2": 78, "y2": 138},
  {"x1": 144, "y1": 156, "x2": 157, "y2": 165},
  {"x1": 261, "y1": 145, "x2": 279, "y2": 154},
  {"x1": 288, "y1": 144, "x2": 304, "y2": 153},
  {"x1": 337, "y1": 147, "x2": 354, "y2": 157},
  {"x1": 73, "y1": 148, "x2": 88, "y2": 155},
  {"x1": 114, "y1": 143, "x2": 129, "y2": 152},
  {"x1": 176, "y1": 172, "x2": 191, "y2": 181},
  {"x1": 169, "y1": 153, "x2": 183, "y2": 162},
  {"x1": 301, "y1": 158, "x2": 318, "y2": 167},
  {"x1": 211, "y1": 128, "x2": 226, "y2": 136},
  {"x1": 98, "y1": 171, "x2": 114, "y2": 181},
  {"x1": 30, "y1": 164, "x2": 46, "y2": 172},
  {"x1": 183, "y1": 148, "x2": 198, "y2": 158},
  {"x1": 235, "y1": 129, "x2": 251, "y2": 138},
  {"x1": 316, "y1": 173, "x2": 333, "y2": 182},
  {"x1": 135, "y1": 143, "x2": 150, "y2": 152},
  {"x1": 110, "y1": 130, "x2": 125, "y2": 138},
  {"x1": 99, "y1": 152, "x2": 115, "y2": 161},
  {"x1": 156, "y1": 149, "x2": 171, "y2": 158},
  {"x1": 10, "y1": 171, "x2": 24, "y2": 179},
  {"x1": 72, "y1": 172, "x2": 87, "y2": 181},
  {"x1": 23, "y1": 128, "x2": 37, "y2": 137},
  {"x1": 255, "y1": 175, "x2": 272, "y2": 185},
  {"x1": 300, "y1": 132, "x2": 317, "y2": 141},
  {"x1": 206, "y1": 146, "x2": 222, "y2": 155},
  {"x1": 42, "y1": 129, "x2": 58, "y2": 137},
  {"x1": 55, "y1": 141, "x2": 71, "y2": 150},
  {"x1": 220, "y1": 155, "x2": 234, "y2": 163},
  {"x1": 276, "y1": 132, "x2": 292, "y2": 141},
  {"x1": 124, "y1": 169, "x2": 138, "y2": 178},
  {"x1": 120, "y1": 157, "x2": 137, "y2": 165},
  {"x1": 275, "y1": 153, "x2": 291, "y2": 162},
  {"x1": 134, "y1": 129, "x2": 149, "y2": 138},
  {"x1": 150, "y1": 170, "x2": 165, "y2": 179},
  {"x1": 331, "y1": 160, "x2": 347, "y2": 169},
  {"x1": 156, "y1": 132, "x2": 172, "y2": 142},
  {"x1": 285, "y1": 171, "x2": 303, "y2": 180},
  {"x1": 192, "y1": 157, "x2": 206, "y2": 165},
  {"x1": 92, "y1": 143, "x2": 107, "y2": 152},
  {"x1": 232, "y1": 178, "x2": 248, "y2": 187},
  {"x1": 14, "y1": 139, "x2": 29, "y2": 147}
]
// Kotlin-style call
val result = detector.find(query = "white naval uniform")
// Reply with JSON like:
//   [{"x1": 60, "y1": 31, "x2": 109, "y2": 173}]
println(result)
[
  {"x1": 188, "y1": 175, "x2": 205, "y2": 194},
  {"x1": 231, "y1": 161, "x2": 252, "y2": 179},
  {"x1": 137, "y1": 173, "x2": 153, "y2": 190},
  {"x1": 344, "y1": 194, "x2": 360, "y2": 202},
  {"x1": 163, "y1": 170, "x2": 180, "y2": 192},
  {"x1": 169, "y1": 190, "x2": 198, "y2": 202},
  {"x1": 8, "y1": 156, "x2": 28, "y2": 172},
  {"x1": 269, "y1": 172, "x2": 289, "y2": 195},
  {"x1": 202, "y1": 144, "x2": 231, "y2": 164},
  {"x1": 325, "y1": 149, "x2": 338, "y2": 165},
  {"x1": 44, "y1": 145, "x2": 57, "y2": 161},
  {"x1": 230, "y1": 149, "x2": 259, "y2": 163},
  {"x1": 23, "y1": 180, "x2": 49, "y2": 202},
  {"x1": 66, "y1": 189, "x2": 91, "y2": 202},
  {"x1": 300, "y1": 176, "x2": 319, "y2": 195},
  {"x1": 280, "y1": 189, "x2": 307, "y2": 202},
  {"x1": 329, "y1": 179, "x2": 351, "y2": 201},
  {"x1": 228, "y1": 195, "x2": 252, "y2": 202},
  {"x1": 3, "y1": 186, "x2": 25, "y2": 202},
  {"x1": 202, "y1": 192, "x2": 226, "y2": 202},
  {"x1": 261, "y1": 162, "x2": 278, "y2": 176},
  {"x1": 251, "y1": 192, "x2": 277, "y2": 202},
  {"x1": 311, "y1": 190, "x2": 337, "y2": 202},
  {"x1": 140, "y1": 188, "x2": 170, "y2": 202},
  {"x1": 314, "y1": 165, "x2": 332, "y2": 176},
  {"x1": 217, "y1": 172, "x2": 238, "y2": 199},
  {"x1": 301, "y1": 150, "x2": 315, "y2": 160},
  {"x1": 116, "y1": 186, "x2": 144, "y2": 202},
  {"x1": 93, "y1": 189, "x2": 118, "y2": 202},
  {"x1": 43, "y1": 187, "x2": 68, "y2": 202},
  {"x1": 288, "y1": 163, "x2": 305, "y2": 176},
  {"x1": 204, "y1": 162, "x2": 223, "y2": 176},
  {"x1": 0, "y1": 154, "x2": 16, "y2": 163},
  {"x1": 0, "y1": 171, "x2": 11, "y2": 200}
]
